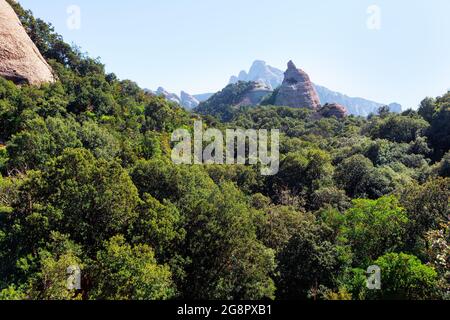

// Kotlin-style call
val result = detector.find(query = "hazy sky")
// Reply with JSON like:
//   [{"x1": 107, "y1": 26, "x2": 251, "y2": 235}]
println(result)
[{"x1": 18, "y1": 0, "x2": 450, "y2": 109}]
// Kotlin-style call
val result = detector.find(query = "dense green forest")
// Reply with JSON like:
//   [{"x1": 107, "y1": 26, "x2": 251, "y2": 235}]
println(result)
[{"x1": 0, "y1": 1, "x2": 449, "y2": 300}]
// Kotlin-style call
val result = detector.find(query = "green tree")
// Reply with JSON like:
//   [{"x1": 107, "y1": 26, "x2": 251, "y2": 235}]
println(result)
[
  {"x1": 89, "y1": 235, "x2": 175, "y2": 300},
  {"x1": 340, "y1": 196, "x2": 409, "y2": 266},
  {"x1": 370, "y1": 253, "x2": 439, "y2": 300},
  {"x1": 277, "y1": 220, "x2": 345, "y2": 300}
]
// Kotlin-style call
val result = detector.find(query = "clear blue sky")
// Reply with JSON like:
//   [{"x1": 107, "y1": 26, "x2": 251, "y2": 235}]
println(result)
[{"x1": 19, "y1": 0, "x2": 450, "y2": 109}]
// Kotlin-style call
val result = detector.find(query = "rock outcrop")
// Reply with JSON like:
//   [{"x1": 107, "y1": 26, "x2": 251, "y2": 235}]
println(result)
[
  {"x1": 0, "y1": 0, "x2": 55, "y2": 85},
  {"x1": 274, "y1": 61, "x2": 321, "y2": 110},
  {"x1": 318, "y1": 103, "x2": 348, "y2": 119},
  {"x1": 155, "y1": 87, "x2": 182, "y2": 104}
]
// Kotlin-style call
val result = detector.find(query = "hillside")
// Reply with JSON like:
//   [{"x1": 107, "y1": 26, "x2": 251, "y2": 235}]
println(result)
[{"x1": 0, "y1": 0, "x2": 449, "y2": 301}]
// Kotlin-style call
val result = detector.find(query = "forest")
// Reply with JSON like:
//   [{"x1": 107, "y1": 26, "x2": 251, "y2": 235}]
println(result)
[{"x1": 0, "y1": 1, "x2": 449, "y2": 300}]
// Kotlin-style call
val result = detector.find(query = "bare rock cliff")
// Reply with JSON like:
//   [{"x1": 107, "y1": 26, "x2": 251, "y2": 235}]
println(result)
[{"x1": 0, "y1": 0, "x2": 55, "y2": 85}]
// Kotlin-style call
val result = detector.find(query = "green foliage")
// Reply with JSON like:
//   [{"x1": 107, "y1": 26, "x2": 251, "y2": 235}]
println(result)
[
  {"x1": 426, "y1": 94, "x2": 450, "y2": 159},
  {"x1": 277, "y1": 220, "x2": 346, "y2": 299},
  {"x1": 334, "y1": 154, "x2": 392, "y2": 199},
  {"x1": 0, "y1": 0, "x2": 448, "y2": 301},
  {"x1": 399, "y1": 178, "x2": 450, "y2": 251},
  {"x1": 371, "y1": 253, "x2": 439, "y2": 300},
  {"x1": 340, "y1": 196, "x2": 409, "y2": 266},
  {"x1": 270, "y1": 149, "x2": 334, "y2": 207},
  {"x1": 89, "y1": 235, "x2": 176, "y2": 300},
  {"x1": 195, "y1": 81, "x2": 267, "y2": 122},
  {"x1": 368, "y1": 114, "x2": 429, "y2": 143}
]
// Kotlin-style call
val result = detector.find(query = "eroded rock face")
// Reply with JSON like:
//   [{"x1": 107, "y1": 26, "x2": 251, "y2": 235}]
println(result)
[
  {"x1": 319, "y1": 103, "x2": 348, "y2": 119},
  {"x1": 180, "y1": 91, "x2": 200, "y2": 109},
  {"x1": 0, "y1": 0, "x2": 55, "y2": 85},
  {"x1": 274, "y1": 60, "x2": 321, "y2": 110},
  {"x1": 156, "y1": 87, "x2": 182, "y2": 104}
]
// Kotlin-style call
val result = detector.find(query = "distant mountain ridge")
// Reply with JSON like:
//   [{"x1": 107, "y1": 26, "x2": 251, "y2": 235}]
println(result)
[
  {"x1": 151, "y1": 60, "x2": 401, "y2": 116},
  {"x1": 229, "y1": 60, "x2": 401, "y2": 116},
  {"x1": 145, "y1": 87, "x2": 200, "y2": 110}
]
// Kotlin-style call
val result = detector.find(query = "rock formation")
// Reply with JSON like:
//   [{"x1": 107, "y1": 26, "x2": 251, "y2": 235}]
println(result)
[
  {"x1": 0, "y1": 0, "x2": 55, "y2": 85},
  {"x1": 274, "y1": 61, "x2": 321, "y2": 110},
  {"x1": 229, "y1": 60, "x2": 284, "y2": 90},
  {"x1": 180, "y1": 91, "x2": 200, "y2": 109},
  {"x1": 318, "y1": 103, "x2": 348, "y2": 119},
  {"x1": 226, "y1": 60, "x2": 402, "y2": 116},
  {"x1": 155, "y1": 87, "x2": 182, "y2": 105}
]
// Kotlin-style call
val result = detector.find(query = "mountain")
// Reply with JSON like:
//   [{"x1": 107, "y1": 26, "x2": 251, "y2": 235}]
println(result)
[
  {"x1": 146, "y1": 87, "x2": 200, "y2": 109},
  {"x1": 0, "y1": 0, "x2": 55, "y2": 85},
  {"x1": 229, "y1": 60, "x2": 284, "y2": 90},
  {"x1": 196, "y1": 61, "x2": 349, "y2": 120},
  {"x1": 228, "y1": 60, "x2": 401, "y2": 116},
  {"x1": 180, "y1": 91, "x2": 200, "y2": 109},
  {"x1": 193, "y1": 93, "x2": 214, "y2": 102},
  {"x1": 195, "y1": 81, "x2": 272, "y2": 121},
  {"x1": 273, "y1": 60, "x2": 321, "y2": 110}
]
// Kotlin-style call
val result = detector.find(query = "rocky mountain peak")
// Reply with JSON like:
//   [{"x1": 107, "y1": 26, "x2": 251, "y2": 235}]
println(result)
[
  {"x1": 0, "y1": 0, "x2": 55, "y2": 85},
  {"x1": 274, "y1": 61, "x2": 321, "y2": 110},
  {"x1": 229, "y1": 60, "x2": 284, "y2": 90}
]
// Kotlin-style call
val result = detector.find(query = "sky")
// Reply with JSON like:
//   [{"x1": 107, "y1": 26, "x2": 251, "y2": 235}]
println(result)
[{"x1": 18, "y1": 0, "x2": 450, "y2": 109}]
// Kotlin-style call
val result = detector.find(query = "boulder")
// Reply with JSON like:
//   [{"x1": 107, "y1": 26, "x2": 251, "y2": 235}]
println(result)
[{"x1": 318, "y1": 103, "x2": 348, "y2": 119}]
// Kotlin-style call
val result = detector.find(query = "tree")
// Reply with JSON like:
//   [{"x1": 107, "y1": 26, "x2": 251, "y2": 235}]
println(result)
[
  {"x1": 427, "y1": 98, "x2": 450, "y2": 159},
  {"x1": 128, "y1": 194, "x2": 184, "y2": 262},
  {"x1": 182, "y1": 182, "x2": 276, "y2": 300},
  {"x1": 399, "y1": 178, "x2": 450, "y2": 250},
  {"x1": 369, "y1": 253, "x2": 439, "y2": 300},
  {"x1": 89, "y1": 235, "x2": 175, "y2": 300},
  {"x1": 9, "y1": 148, "x2": 140, "y2": 251},
  {"x1": 340, "y1": 196, "x2": 409, "y2": 266},
  {"x1": 277, "y1": 220, "x2": 345, "y2": 300},
  {"x1": 256, "y1": 205, "x2": 314, "y2": 253},
  {"x1": 370, "y1": 114, "x2": 429, "y2": 143},
  {"x1": 425, "y1": 222, "x2": 449, "y2": 297},
  {"x1": 334, "y1": 154, "x2": 391, "y2": 199},
  {"x1": 27, "y1": 232, "x2": 83, "y2": 300},
  {"x1": 270, "y1": 149, "x2": 333, "y2": 204},
  {"x1": 418, "y1": 97, "x2": 436, "y2": 123}
]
